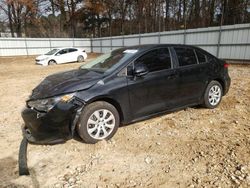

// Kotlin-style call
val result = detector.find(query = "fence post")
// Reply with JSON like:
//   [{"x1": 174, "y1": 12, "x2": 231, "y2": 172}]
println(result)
[
  {"x1": 216, "y1": 26, "x2": 222, "y2": 58},
  {"x1": 122, "y1": 35, "x2": 125, "y2": 47},
  {"x1": 49, "y1": 38, "x2": 52, "y2": 50},
  {"x1": 24, "y1": 38, "x2": 29, "y2": 56},
  {"x1": 183, "y1": 29, "x2": 187, "y2": 45},
  {"x1": 110, "y1": 36, "x2": 112, "y2": 51},
  {"x1": 100, "y1": 38, "x2": 103, "y2": 53},
  {"x1": 243, "y1": 28, "x2": 250, "y2": 60},
  {"x1": 139, "y1": 34, "x2": 141, "y2": 45},
  {"x1": 90, "y1": 37, "x2": 93, "y2": 53},
  {"x1": 158, "y1": 32, "x2": 161, "y2": 44}
]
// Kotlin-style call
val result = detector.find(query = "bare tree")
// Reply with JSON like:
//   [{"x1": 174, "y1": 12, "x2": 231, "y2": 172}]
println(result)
[
  {"x1": 1, "y1": 0, "x2": 249, "y2": 38},
  {"x1": 0, "y1": 0, "x2": 38, "y2": 37}
]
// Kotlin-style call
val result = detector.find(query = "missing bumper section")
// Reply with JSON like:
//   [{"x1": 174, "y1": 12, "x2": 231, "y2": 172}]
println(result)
[{"x1": 18, "y1": 138, "x2": 29, "y2": 176}]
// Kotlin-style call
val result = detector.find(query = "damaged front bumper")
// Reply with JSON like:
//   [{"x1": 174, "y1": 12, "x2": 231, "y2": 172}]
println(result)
[
  {"x1": 19, "y1": 98, "x2": 84, "y2": 175},
  {"x1": 21, "y1": 97, "x2": 84, "y2": 145}
]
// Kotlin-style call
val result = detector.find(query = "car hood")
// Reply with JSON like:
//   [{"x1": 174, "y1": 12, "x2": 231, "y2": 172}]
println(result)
[
  {"x1": 30, "y1": 69, "x2": 103, "y2": 99},
  {"x1": 36, "y1": 55, "x2": 50, "y2": 60}
]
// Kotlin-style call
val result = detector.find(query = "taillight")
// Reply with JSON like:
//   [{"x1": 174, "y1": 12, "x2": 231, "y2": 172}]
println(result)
[{"x1": 224, "y1": 63, "x2": 229, "y2": 68}]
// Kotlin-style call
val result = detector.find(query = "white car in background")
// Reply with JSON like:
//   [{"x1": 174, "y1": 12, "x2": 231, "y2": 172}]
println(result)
[{"x1": 35, "y1": 48, "x2": 87, "y2": 66}]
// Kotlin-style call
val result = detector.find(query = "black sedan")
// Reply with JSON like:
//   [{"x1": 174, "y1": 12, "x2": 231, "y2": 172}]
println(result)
[{"x1": 21, "y1": 44, "x2": 231, "y2": 144}]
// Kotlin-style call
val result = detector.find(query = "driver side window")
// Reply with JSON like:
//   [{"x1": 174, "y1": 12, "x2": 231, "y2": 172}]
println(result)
[{"x1": 57, "y1": 49, "x2": 68, "y2": 55}]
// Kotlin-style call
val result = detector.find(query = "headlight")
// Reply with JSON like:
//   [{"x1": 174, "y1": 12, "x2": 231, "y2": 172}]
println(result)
[
  {"x1": 27, "y1": 93, "x2": 75, "y2": 112},
  {"x1": 40, "y1": 57, "x2": 49, "y2": 61}
]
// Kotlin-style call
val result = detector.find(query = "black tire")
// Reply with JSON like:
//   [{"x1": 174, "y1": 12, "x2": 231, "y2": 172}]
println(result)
[
  {"x1": 48, "y1": 60, "x2": 56, "y2": 65},
  {"x1": 203, "y1": 80, "x2": 223, "y2": 109},
  {"x1": 77, "y1": 101, "x2": 120, "y2": 144},
  {"x1": 77, "y1": 55, "x2": 84, "y2": 62}
]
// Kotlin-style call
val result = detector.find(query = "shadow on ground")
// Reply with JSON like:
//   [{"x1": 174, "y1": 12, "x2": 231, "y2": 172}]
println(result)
[{"x1": 0, "y1": 156, "x2": 40, "y2": 188}]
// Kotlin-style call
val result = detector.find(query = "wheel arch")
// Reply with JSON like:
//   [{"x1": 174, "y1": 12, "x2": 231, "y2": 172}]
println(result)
[
  {"x1": 48, "y1": 59, "x2": 57, "y2": 64},
  {"x1": 213, "y1": 78, "x2": 225, "y2": 95},
  {"x1": 89, "y1": 97, "x2": 124, "y2": 124},
  {"x1": 201, "y1": 78, "x2": 225, "y2": 103}
]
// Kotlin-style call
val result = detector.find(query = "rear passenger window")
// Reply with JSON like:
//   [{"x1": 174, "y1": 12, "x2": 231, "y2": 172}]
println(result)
[
  {"x1": 69, "y1": 48, "x2": 78, "y2": 53},
  {"x1": 195, "y1": 50, "x2": 207, "y2": 63},
  {"x1": 135, "y1": 48, "x2": 171, "y2": 72},
  {"x1": 207, "y1": 54, "x2": 215, "y2": 62},
  {"x1": 174, "y1": 47, "x2": 197, "y2": 67}
]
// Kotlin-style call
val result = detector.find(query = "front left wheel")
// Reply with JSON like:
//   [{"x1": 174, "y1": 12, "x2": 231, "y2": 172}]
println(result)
[
  {"x1": 48, "y1": 60, "x2": 56, "y2": 65},
  {"x1": 77, "y1": 101, "x2": 120, "y2": 144}
]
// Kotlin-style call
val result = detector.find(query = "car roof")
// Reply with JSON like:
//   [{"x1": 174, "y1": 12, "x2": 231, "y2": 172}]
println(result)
[
  {"x1": 120, "y1": 44, "x2": 200, "y2": 50},
  {"x1": 114, "y1": 44, "x2": 214, "y2": 57},
  {"x1": 51, "y1": 47, "x2": 81, "y2": 50}
]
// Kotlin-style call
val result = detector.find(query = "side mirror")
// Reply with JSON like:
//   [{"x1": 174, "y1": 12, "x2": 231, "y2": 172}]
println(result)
[
  {"x1": 134, "y1": 64, "x2": 149, "y2": 77},
  {"x1": 55, "y1": 53, "x2": 61, "y2": 56}
]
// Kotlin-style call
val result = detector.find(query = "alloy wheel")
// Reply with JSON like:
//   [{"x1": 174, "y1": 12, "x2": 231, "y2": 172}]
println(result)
[
  {"x1": 208, "y1": 85, "x2": 222, "y2": 106},
  {"x1": 86, "y1": 109, "x2": 115, "y2": 140},
  {"x1": 78, "y1": 56, "x2": 84, "y2": 62}
]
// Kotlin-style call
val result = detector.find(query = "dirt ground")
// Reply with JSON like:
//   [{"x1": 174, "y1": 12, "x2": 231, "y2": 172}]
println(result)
[{"x1": 0, "y1": 55, "x2": 249, "y2": 188}]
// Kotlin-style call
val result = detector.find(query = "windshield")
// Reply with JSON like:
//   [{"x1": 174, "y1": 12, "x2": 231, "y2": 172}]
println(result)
[
  {"x1": 80, "y1": 49, "x2": 138, "y2": 74},
  {"x1": 45, "y1": 49, "x2": 59, "y2": 55}
]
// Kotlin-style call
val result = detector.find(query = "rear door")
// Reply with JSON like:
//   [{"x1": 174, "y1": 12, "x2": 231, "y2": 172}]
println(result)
[
  {"x1": 127, "y1": 47, "x2": 179, "y2": 119},
  {"x1": 55, "y1": 49, "x2": 70, "y2": 64},
  {"x1": 68, "y1": 48, "x2": 78, "y2": 62},
  {"x1": 173, "y1": 47, "x2": 208, "y2": 105}
]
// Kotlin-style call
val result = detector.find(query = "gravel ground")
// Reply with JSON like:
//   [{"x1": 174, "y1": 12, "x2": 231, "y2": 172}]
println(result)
[{"x1": 0, "y1": 56, "x2": 249, "y2": 188}]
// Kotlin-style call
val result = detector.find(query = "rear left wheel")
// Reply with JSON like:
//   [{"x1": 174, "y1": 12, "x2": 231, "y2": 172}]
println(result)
[
  {"x1": 77, "y1": 101, "x2": 120, "y2": 144},
  {"x1": 77, "y1": 55, "x2": 84, "y2": 62},
  {"x1": 203, "y1": 80, "x2": 223, "y2": 109}
]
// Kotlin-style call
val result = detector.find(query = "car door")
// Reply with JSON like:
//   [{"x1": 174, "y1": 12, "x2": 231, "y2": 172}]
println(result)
[
  {"x1": 173, "y1": 47, "x2": 208, "y2": 105},
  {"x1": 63, "y1": 48, "x2": 75, "y2": 63},
  {"x1": 55, "y1": 49, "x2": 70, "y2": 64},
  {"x1": 68, "y1": 48, "x2": 78, "y2": 62},
  {"x1": 126, "y1": 48, "x2": 179, "y2": 120}
]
